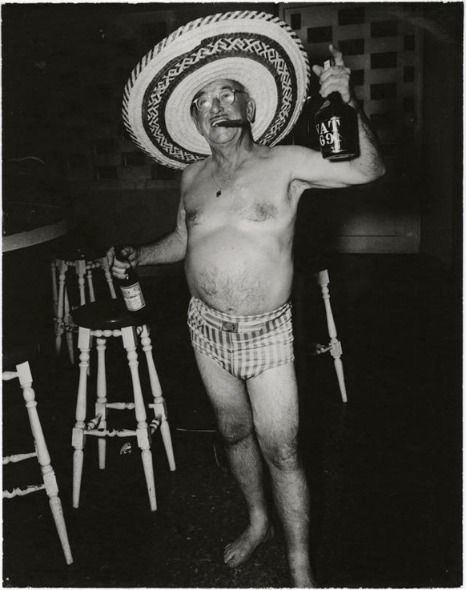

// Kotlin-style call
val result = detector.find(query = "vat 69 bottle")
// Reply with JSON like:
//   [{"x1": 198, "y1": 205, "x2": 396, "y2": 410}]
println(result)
[
  {"x1": 315, "y1": 59, "x2": 359, "y2": 160},
  {"x1": 114, "y1": 246, "x2": 146, "y2": 312}
]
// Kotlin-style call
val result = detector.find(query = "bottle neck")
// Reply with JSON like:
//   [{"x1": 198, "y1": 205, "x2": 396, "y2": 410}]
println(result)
[{"x1": 328, "y1": 91, "x2": 343, "y2": 104}]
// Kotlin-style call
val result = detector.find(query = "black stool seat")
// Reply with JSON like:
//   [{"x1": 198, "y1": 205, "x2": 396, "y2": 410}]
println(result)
[
  {"x1": 54, "y1": 244, "x2": 108, "y2": 261},
  {"x1": 53, "y1": 234, "x2": 108, "y2": 260},
  {"x1": 71, "y1": 300, "x2": 149, "y2": 330}
]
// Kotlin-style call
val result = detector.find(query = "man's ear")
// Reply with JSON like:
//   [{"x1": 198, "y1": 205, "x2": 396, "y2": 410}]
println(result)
[{"x1": 246, "y1": 98, "x2": 256, "y2": 124}]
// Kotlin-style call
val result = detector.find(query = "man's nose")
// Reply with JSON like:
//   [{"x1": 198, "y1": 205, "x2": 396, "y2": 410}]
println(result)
[{"x1": 210, "y1": 96, "x2": 223, "y2": 112}]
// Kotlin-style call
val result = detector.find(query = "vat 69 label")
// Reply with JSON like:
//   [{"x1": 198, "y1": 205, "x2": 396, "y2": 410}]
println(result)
[{"x1": 316, "y1": 116, "x2": 342, "y2": 152}]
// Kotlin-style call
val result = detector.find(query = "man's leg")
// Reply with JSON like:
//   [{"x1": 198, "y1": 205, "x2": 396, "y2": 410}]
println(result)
[
  {"x1": 247, "y1": 362, "x2": 316, "y2": 588},
  {"x1": 193, "y1": 350, "x2": 274, "y2": 567}
]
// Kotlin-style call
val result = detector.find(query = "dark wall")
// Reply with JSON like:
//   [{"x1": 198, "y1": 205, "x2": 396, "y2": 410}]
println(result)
[{"x1": 420, "y1": 3, "x2": 463, "y2": 273}]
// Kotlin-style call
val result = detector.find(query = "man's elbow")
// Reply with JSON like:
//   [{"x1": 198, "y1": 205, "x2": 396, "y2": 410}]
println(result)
[
  {"x1": 351, "y1": 161, "x2": 386, "y2": 185},
  {"x1": 367, "y1": 161, "x2": 386, "y2": 182}
]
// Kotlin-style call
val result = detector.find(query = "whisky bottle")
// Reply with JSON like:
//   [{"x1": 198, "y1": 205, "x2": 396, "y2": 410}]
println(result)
[
  {"x1": 315, "y1": 59, "x2": 359, "y2": 160},
  {"x1": 114, "y1": 246, "x2": 146, "y2": 312}
]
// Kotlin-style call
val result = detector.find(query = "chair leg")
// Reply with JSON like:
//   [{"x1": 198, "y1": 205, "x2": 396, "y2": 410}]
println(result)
[
  {"x1": 317, "y1": 270, "x2": 348, "y2": 403},
  {"x1": 86, "y1": 266, "x2": 96, "y2": 303},
  {"x1": 64, "y1": 289, "x2": 75, "y2": 365},
  {"x1": 140, "y1": 325, "x2": 176, "y2": 471},
  {"x1": 55, "y1": 260, "x2": 67, "y2": 356},
  {"x1": 16, "y1": 362, "x2": 73, "y2": 564},
  {"x1": 75, "y1": 260, "x2": 87, "y2": 306},
  {"x1": 72, "y1": 327, "x2": 91, "y2": 508},
  {"x1": 100, "y1": 257, "x2": 117, "y2": 300},
  {"x1": 121, "y1": 326, "x2": 157, "y2": 511},
  {"x1": 95, "y1": 336, "x2": 107, "y2": 470},
  {"x1": 48, "y1": 492, "x2": 74, "y2": 565},
  {"x1": 51, "y1": 259, "x2": 58, "y2": 316}
]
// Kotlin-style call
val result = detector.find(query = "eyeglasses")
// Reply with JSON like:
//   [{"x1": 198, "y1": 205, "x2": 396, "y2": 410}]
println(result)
[{"x1": 192, "y1": 88, "x2": 246, "y2": 112}]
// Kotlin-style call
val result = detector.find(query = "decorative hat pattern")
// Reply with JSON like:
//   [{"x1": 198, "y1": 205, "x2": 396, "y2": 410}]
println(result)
[{"x1": 123, "y1": 11, "x2": 310, "y2": 169}]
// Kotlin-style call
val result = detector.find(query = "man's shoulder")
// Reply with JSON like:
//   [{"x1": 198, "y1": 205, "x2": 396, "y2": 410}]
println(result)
[{"x1": 181, "y1": 158, "x2": 208, "y2": 183}]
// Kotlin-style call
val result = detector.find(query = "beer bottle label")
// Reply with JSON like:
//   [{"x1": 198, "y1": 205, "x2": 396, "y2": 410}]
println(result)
[{"x1": 120, "y1": 282, "x2": 145, "y2": 311}]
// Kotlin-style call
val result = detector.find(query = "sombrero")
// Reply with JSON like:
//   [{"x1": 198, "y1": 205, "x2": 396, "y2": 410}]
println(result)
[{"x1": 123, "y1": 10, "x2": 310, "y2": 169}]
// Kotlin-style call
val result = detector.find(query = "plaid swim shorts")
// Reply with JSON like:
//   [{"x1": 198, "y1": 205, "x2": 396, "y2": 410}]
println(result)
[{"x1": 187, "y1": 297, "x2": 295, "y2": 380}]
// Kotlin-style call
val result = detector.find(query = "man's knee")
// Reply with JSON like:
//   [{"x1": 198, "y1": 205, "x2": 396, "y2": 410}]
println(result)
[
  {"x1": 258, "y1": 436, "x2": 301, "y2": 471},
  {"x1": 217, "y1": 416, "x2": 254, "y2": 446}
]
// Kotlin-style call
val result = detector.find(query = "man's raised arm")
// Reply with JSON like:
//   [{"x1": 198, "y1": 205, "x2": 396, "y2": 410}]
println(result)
[{"x1": 291, "y1": 44, "x2": 385, "y2": 189}]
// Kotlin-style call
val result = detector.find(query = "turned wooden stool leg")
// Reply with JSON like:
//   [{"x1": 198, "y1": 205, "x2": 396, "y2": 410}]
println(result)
[
  {"x1": 16, "y1": 362, "x2": 73, "y2": 564},
  {"x1": 317, "y1": 270, "x2": 348, "y2": 403},
  {"x1": 55, "y1": 260, "x2": 67, "y2": 355},
  {"x1": 72, "y1": 327, "x2": 91, "y2": 508},
  {"x1": 86, "y1": 265, "x2": 96, "y2": 303},
  {"x1": 140, "y1": 325, "x2": 176, "y2": 471},
  {"x1": 95, "y1": 336, "x2": 107, "y2": 469},
  {"x1": 121, "y1": 326, "x2": 157, "y2": 511},
  {"x1": 64, "y1": 290, "x2": 75, "y2": 365},
  {"x1": 75, "y1": 260, "x2": 87, "y2": 306},
  {"x1": 100, "y1": 257, "x2": 117, "y2": 300},
  {"x1": 51, "y1": 260, "x2": 58, "y2": 316}
]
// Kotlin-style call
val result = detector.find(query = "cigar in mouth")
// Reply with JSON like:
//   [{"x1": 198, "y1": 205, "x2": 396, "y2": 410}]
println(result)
[{"x1": 213, "y1": 119, "x2": 246, "y2": 127}]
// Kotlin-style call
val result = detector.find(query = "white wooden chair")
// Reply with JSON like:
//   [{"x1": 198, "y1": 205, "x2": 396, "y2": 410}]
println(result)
[
  {"x1": 2, "y1": 361, "x2": 73, "y2": 564},
  {"x1": 314, "y1": 269, "x2": 348, "y2": 403}
]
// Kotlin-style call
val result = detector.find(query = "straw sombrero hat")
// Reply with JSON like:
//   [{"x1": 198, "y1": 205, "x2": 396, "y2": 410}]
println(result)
[{"x1": 123, "y1": 10, "x2": 310, "y2": 169}]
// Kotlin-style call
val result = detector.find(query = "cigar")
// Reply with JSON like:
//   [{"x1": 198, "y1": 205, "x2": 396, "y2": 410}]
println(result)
[{"x1": 214, "y1": 119, "x2": 246, "y2": 127}]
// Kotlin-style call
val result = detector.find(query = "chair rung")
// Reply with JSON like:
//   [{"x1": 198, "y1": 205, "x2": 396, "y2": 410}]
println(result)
[
  {"x1": 106, "y1": 402, "x2": 135, "y2": 410},
  {"x1": 86, "y1": 428, "x2": 137, "y2": 438},
  {"x1": 3, "y1": 483, "x2": 45, "y2": 499},
  {"x1": 311, "y1": 343, "x2": 331, "y2": 356},
  {"x1": 3, "y1": 452, "x2": 37, "y2": 465}
]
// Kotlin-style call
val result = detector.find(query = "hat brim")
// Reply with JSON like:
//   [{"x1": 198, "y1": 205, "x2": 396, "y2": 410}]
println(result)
[{"x1": 123, "y1": 11, "x2": 310, "y2": 169}]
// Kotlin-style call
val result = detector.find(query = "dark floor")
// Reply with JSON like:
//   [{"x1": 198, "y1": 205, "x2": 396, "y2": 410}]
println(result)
[{"x1": 2, "y1": 254, "x2": 463, "y2": 588}]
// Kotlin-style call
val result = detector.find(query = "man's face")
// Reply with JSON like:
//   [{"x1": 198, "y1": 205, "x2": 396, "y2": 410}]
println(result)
[{"x1": 191, "y1": 78, "x2": 255, "y2": 143}]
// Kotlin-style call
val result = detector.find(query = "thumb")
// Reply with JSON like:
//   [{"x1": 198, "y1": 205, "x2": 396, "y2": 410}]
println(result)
[
  {"x1": 330, "y1": 43, "x2": 344, "y2": 66},
  {"x1": 312, "y1": 64, "x2": 323, "y2": 77}
]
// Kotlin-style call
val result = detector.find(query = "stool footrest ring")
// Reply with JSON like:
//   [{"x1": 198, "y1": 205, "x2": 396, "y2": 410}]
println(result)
[
  {"x1": 106, "y1": 402, "x2": 135, "y2": 410},
  {"x1": 86, "y1": 428, "x2": 137, "y2": 438}
]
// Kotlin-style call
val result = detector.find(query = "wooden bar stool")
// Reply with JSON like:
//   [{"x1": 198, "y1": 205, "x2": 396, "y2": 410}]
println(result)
[
  {"x1": 51, "y1": 242, "x2": 117, "y2": 364},
  {"x1": 314, "y1": 269, "x2": 348, "y2": 403},
  {"x1": 2, "y1": 361, "x2": 74, "y2": 565},
  {"x1": 71, "y1": 300, "x2": 176, "y2": 512}
]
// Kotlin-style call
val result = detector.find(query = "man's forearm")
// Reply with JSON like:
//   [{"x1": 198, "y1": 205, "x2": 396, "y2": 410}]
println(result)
[{"x1": 137, "y1": 230, "x2": 187, "y2": 266}]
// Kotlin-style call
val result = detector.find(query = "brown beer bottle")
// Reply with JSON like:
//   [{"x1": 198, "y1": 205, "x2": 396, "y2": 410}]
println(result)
[
  {"x1": 114, "y1": 246, "x2": 146, "y2": 312},
  {"x1": 315, "y1": 59, "x2": 359, "y2": 160}
]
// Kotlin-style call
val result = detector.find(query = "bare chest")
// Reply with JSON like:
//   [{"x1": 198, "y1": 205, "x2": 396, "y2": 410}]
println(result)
[{"x1": 184, "y1": 165, "x2": 294, "y2": 229}]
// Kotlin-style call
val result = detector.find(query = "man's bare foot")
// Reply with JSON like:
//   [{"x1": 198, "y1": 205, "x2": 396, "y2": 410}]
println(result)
[{"x1": 224, "y1": 524, "x2": 274, "y2": 568}]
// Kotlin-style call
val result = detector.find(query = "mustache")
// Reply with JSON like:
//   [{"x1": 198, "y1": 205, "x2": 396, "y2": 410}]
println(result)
[{"x1": 213, "y1": 119, "x2": 249, "y2": 128}]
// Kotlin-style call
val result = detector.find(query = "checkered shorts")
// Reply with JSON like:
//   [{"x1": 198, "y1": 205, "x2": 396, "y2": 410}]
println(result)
[{"x1": 187, "y1": 297, "x2": 294, "y2": 380}]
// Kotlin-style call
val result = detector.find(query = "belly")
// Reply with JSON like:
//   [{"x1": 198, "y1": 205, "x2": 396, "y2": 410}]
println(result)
[{"x1": 185, "y1": 228, "x2": 293, "y2": 314}]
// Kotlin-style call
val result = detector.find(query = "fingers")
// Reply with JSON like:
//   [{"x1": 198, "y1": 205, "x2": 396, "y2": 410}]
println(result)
[
  {"x1": 312, "y1": 45, "x2": 352, "y2": 104},
  {"x1": 108, "y1": 244, "x2": 137, "y2": 279}
]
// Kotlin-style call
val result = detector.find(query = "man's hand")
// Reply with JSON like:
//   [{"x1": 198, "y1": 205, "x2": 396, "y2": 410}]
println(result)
[
  {"x1": 312, "y1": 44, "x2": 352, "y2": 105},
  {"x1": 106, "y1": 245, "x2": 139, "y2": 280}
]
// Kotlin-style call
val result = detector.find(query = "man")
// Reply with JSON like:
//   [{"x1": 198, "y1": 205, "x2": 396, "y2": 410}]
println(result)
[{"x1": 110, "y1": 12, "x2": 384, "y2": 587}]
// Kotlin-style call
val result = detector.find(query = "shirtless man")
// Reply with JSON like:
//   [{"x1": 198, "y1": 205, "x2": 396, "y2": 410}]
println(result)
[{"x1": 110, "y1": 43, "x2": 384, "y2": 587}]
